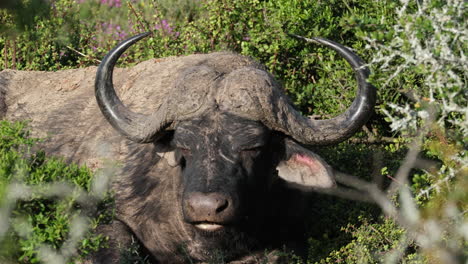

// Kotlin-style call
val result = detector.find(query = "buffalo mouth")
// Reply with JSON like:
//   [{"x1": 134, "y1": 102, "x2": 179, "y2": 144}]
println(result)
[
  {"x1": 190, "y1": 221, "x2": 235, "y2": 234},
  {"x1": 193, "y1": 221, "x2": 226, "y2": 232}
]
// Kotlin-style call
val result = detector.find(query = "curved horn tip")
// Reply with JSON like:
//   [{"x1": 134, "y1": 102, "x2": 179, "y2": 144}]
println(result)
[
  {"x1": 283, "y1": 33, "x2": 376, "y2": 145},
  {"x1": 95, "y1": 32, "x2": 160, "y2": 143}
]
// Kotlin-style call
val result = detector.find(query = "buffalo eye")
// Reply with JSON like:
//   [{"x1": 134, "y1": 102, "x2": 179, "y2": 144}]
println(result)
[
  {"x1": 175, "y1": 147, "x2": 190, "y2": 169},
  {"x1": 240, "y1": 146, "x2": 263, "y2": 156},
  {"x1": 178, "y1": 147, "x2": 191, "y2": 156}
]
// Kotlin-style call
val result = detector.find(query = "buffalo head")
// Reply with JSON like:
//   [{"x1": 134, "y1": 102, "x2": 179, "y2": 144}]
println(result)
[{"x1": 94, "y1": 32, "x2": 376, "y2": 262}]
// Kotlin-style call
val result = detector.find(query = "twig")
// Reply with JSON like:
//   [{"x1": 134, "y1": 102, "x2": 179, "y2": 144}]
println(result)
[
  {"x1": 65, "y1": 46, "x2": 101, "y2": 63},
  {"x1": 349, "y1": 125, "x2": 398, "y2": 144},
  {"x1": 383, "y1": 234, "x2": 410, "y2": 264},
  {"x1": 3, "y1": 39, "x2": 8, "y2": 69},
  {"x1": 335, "y1": 171, "x2": 376, "y2": 191},
  {"x1": 385, "y1": 173, "x2": 404, "y2": 186},
  {"x1": 387, "y1": 107, "x2": 437, "y2": 196},
  {"x1": 387, "y1": 138, "x2": 422, "y2": 194},
  {"x1": 362, "y1": 125, "x2": 376, "y2": 141},
  {"x1": 127, "y1": 2, "x2": 148, "y2": 33},
  {"x1": 312, "y1": 186, "x2": 375, "y2": 203},
  {"x1": 416, "y1": 172, "x2": 456, "y2": 199},
  {"x1": 347, "y1": 137, "x2": 397, "y2": 144},
  {"x1": 341, "y1": 0, "x2": 353, "y2": 13},
  {"x1": 335, "y1": 171, "x2": 399, "y2": 219},
  {"x1": 369, "y1": 225, "x2": 394, "y2": 245},
  {"x1": 371, "y1": 150, "x2": 385, "y2": 189},
  {"x1": 12, "y1": 39, "x2": 16, "y2": 69}
]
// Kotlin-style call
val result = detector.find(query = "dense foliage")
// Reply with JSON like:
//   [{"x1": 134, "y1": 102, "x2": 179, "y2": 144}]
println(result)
[
  {"x1": 0, "y1": 0, "x2": 402, "y2": 120},
  {"x1": 0, "y1": 0, "x2": 466, "y2": 263},
  {"x1": 0, "y1": 121, "x2": 111, "y2": 263}
]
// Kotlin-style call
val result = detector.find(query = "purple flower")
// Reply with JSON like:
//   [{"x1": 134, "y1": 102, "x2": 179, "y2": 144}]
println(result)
[
  {"x1": 100, "y1": 0, "x2": 121, "y2": 7},
  {"x1": 114, "y1": 30, "x2": 128, "y2": 40},
  {"x1": 153, "y1": 20, "x2": 179, "y2": 37},
  {"x1": 94, "y1": 21, "x2": 129, "y2": 44}
]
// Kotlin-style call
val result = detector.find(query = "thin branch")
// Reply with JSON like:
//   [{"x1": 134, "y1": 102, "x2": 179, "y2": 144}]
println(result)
[
  {"x1": 335, "y1": 171, "x2": 376, "y2": 191},
  {"x1": 65, "y1": 46, "x2": 101, "y2": 63},
  {"x1": 12, "y1": 39, "x2": 16, "y2": 69},
  {"x1": 312, "y1": 186, "x2": 375, "y2": 203},
  {"x1": 369, "y1": 225, "x2": 394, "y2": 245},
  {"x1": 387, "y1": 106, "x2": 437, "y2": 196},
  {"x1": 371, "y1": 150, "x2": 385, "y2": 189},
  {"x1": 385, "y1": 173, "x2": 404, "y2": 186},
  {"x1": 3, "y1": 39, "x2": 8, "y2": 69},
  {"x1": 341, "y1": 0, "x2": 353, "y2": 13},
  {"x1": 383, "y1": 234, "x2": 410, "y2": 264},
  {"x1": 362, "y1": 125, "x2": 376, "y2": 140},
  {"x1": 347, "y1": 137, "x2": 398, "y2": 144},
  {"x1": 416, "y1": 171, "x2": 456, "y2": 199},
  {"x1": 335, "y1": 171, "x2": 399, "y2": 219},
  {"x1": 387, "y1": 137, "x2": 422, "y2": 194},
  {"x1": 127, "y1": 1, "x2": 148, "y2": 33}
]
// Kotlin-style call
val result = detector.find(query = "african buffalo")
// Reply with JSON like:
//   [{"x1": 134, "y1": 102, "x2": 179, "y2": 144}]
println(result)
[{"x1": 0, "y1": 32, "x2": 375, "y2": 263}]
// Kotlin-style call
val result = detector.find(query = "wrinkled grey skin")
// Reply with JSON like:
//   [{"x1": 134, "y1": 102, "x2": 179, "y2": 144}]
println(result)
[{"x1": 0, "y1": 33, "x2": 375, "y2": 263}]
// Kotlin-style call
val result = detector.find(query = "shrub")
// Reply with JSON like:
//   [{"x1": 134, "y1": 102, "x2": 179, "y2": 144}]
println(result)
[
  {"x1": 0, "y1": 121, "x2": 110, "y2": 263},
  {"x1": 318, "y1": 0, "x2": 467, "y2": 263}
]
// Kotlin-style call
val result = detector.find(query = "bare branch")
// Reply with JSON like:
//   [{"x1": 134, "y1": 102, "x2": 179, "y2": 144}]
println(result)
[
  {"x1": 347, "y1": 137, "x2": 398, "y2": 144},
  {"x1": 312, "y1": 186, "x2": 375, "y2": 203},
  {"x1": 65, "y1": 46, "x2": 101, "y2": 63}
]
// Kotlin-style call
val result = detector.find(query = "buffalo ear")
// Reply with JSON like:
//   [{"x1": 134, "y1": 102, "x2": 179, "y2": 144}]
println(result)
[{"x1": 276, "y1": 139, "x2": 335, "y2": 188}]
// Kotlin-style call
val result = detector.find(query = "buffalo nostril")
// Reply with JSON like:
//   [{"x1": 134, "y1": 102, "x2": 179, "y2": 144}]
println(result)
[{"x1": 216, "y1": 199, "x2": 229, "y2": 213}]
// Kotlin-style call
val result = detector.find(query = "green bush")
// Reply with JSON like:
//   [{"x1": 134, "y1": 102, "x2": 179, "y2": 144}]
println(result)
[{"x1": 0, "y1": 121, "x2": 109, "y2": 263}]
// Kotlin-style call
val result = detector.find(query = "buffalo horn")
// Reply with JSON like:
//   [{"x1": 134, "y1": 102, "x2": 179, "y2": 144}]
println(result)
[
  {"x1": 273, "y1": 35, "x2": 377, "y2": 145},
  {"x1": 95, "y1": 32, "x2": 171, "y2": 143}
]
